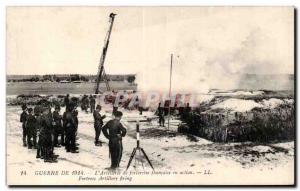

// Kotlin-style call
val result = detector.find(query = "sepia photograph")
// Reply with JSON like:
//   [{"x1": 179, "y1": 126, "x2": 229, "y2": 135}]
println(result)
[{"x1": 5, "y1": 6, "x2": 295, "y2": 186}]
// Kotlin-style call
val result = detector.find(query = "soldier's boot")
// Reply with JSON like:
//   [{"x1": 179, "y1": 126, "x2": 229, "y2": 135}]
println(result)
[
  {"x1": 51, "y1": 153, "x2": 59, "y2": 159},
  {"x1": 23, "y1": 137, "x2": 27, "y2": 147},
  {"x1": 50, "y1": 158, "x2": 58, "y2": 163},
  {"x1": 40, "y1": 148, "x2": 45, "y2": 159},
  {"x1": 70, "y1": 144, "x2": 79, "y2": 153},
  {"x1": 36, "y1": 148, "x2": 41, "y2": 158},
  {"x1": 66, "y1": 144, "x2": 70, "y2": 152},
  {"x1": 71, "y1": 149, "x2": 79, "y2": 153},
  {"x1": 44, "y1": 149, "x2": 50, "y2": 162}
]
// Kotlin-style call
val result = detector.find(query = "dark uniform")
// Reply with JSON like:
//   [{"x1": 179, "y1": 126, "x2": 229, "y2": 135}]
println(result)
[
  {"x1": 20, "y1": 105, "x2": 28, "y2": 146},
  {"x1": 90, "y1": 96, "x2": 96, "y2": 113},
  {"x1": 26, "y1": 108, "x2": 37, "y2": 149},
  {"x1": 93, "y1": 105, "x2": 106, "y2": 146},
  {"x1": 63, "y1": 107, "x2": 78, "y2": 153},
  {"x1": 182, "y1": 103, "x2": 191, "y2": 122},
  {"x1": 102, "y1": 111, "x2": 126, "y2": 169},
  {"x1": 157, "y1": 103, "x2": 165, "y2": 127},
  {"x1": 53, "y1": 108, "x2": 64, "y2": 146},
  {"x1": 73, "y1": 109, "x2": 79, "y2": 146},
  {"x1": 64, "y1": 94, "x2": 70, "y2": 111},
  {"x1": 112, "y1": 106, "x2": 118, "y2": 116},
  {"x1": 36, "y1": 112, "x2": 43, "y2": 158},
  {"x1": 39, "y1": 109, "x2": 56, "y2": 162},
  {"x1": 81, "y1": 95, "x2": 89, "y2": 112},
  {"x1": 84, "y1": 97, "x2": 90, "y2": 113}
]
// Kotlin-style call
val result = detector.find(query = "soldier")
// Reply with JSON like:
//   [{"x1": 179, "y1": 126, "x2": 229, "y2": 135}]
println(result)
[
  {"x1": 46, "y1": 106, "x2": 56, "y2": 156},
  {"x1": 63, "y1": 104, "x2": 79, "y2": 153},
  {"x1": 102, "y1": 111, "x2": 127, "y2": 169},
  {"x1": 93, "y1": 105, "x2": 106, "y2": 146},
  {"x1": 81, "y1": 95, "x2": 89, "y2": 113},
  {"x1": 73, "y1": 108, "x2": 79, "y2": 146},
  {"x1": 157, "y1": 102, "x2": 165, "y2": 127},
  {"x1": 39, "y1": 107, "x2": 57, "y2": 162},
  {"x1": 35, "y1": 105, "x2": 43, "y2": 159},
  {"x1": 85, "y1": 96, "x2": 90, "y2": 113},
  {"x1": 26, "y1": 108, "x2": 37, "y2": 149},
  {"x1": 64, "y1": 94, "x2": 70, "y2": 111},
  {"x1": 112, "y1": 105, "x2": 118, "y2": 116},
  {"x1": 53, "y1": 105, "x2": 64, "y2": 147},
  {"x1": 183, "y1": 103, "x2": 192, "y2": 121},
  {"x1": 20, "y1": 104, "x2": 28, "y2": 147},
  {"x1": 138, "y1": 106, "x2": 143, "y2": 115},
  {"x1": 112, "y1": 102, "x2": 118, "y2": 116},
  {"x1": 90, "y1": 95, "x2": 96, "y2": 113},
  {"x1": 81, "y1": 95, "x2": 85, "y2": 111}
]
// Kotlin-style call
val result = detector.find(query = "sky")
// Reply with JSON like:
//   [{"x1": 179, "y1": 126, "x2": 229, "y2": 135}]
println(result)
[{"x1": 6, "y1": 7, "x2": 294, "y2": 92}]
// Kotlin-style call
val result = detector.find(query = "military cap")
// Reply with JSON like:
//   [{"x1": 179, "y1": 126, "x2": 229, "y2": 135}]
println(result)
[
  {"x1": 114, "y1": 111, "x2": 123, "y2": 117},
  {"x1": 21, "y1": 104, "x2": 27, "y2": 110}
]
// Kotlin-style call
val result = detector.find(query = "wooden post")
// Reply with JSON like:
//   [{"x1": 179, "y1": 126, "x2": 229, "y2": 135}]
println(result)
[{"x1": 167, "y1": 54, "x2": 173, "y2": 130}]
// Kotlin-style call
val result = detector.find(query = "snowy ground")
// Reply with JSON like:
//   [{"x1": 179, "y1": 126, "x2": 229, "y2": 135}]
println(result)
[{"x1": 6, "y1": 105, "x2": 294, "y2": 185}]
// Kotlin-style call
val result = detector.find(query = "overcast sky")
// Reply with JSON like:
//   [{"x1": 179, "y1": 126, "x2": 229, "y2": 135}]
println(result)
[{"x1": 6, "y1": 7, "x2": 294, "y2": 91}]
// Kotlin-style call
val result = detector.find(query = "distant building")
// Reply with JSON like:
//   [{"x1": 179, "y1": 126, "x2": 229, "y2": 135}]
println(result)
[{"x1": 7, "y1": 74, "x2": 137, "y2": 83}]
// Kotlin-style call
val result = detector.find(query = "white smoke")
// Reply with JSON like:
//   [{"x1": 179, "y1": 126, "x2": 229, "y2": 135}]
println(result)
[{"x1": 136, "y1": 28, "x2": 293, "y2": 93}]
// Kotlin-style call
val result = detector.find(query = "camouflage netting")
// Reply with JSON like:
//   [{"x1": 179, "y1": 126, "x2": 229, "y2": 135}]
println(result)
[{"x1": 178, "y1": 101, "x2": 294, "y2": 143}]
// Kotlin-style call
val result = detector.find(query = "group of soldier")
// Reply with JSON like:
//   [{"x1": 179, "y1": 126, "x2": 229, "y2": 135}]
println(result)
[
  {"x1": 80, "y1": 94, "x2": 96, "y2": 113},
  {"x1": 20, "y1": 99, "x2": 79, "y2": 163},
  {"x1": 19, "y1": 94, "x2": 127, "y2": 169},
  {"x1": 156, "y1": 102, "x2": 192, "y2": 127}
]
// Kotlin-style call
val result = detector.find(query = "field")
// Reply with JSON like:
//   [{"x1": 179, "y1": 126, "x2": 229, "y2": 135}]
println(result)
[
  {"x1": 6, "y1": 89, "x2": 295, "y2": 185},
  {"x1": 6, "y1": 106, "x2": 294, "y2": 185},
  {"x1": 6, "y1": 82, "x2": 137, "y2": 95}
]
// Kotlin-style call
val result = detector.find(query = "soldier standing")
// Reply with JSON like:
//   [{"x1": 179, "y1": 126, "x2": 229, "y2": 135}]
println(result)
[
  {"x1": 73, "y1": 108, "x2": 79, "y2": 146},
  {"x1": 20, "y1": 104, "x2": 28, "y2": 147},
  {"x1": 102, "y1": 111, "x2": 127, "y2": 169},
  {"x1": 64, "y1": 94, "x2": 70, "y2": 111},
  {"x1": 40, "y1": 107, "x2": 57, "y2": 162},
  {"x1": 53, "y1": 105, "x2": 64, "y2": 147},
  {"x1": 90, "y1": 95, "x2": 96, "y2": 113},
  {"x1": 84, "y1": 96, "x2": 90, "y2": 113},
  {"x1": 35, "y1": 106, "x2": 43, "y2": 159},
  {"x1": 81, "y1": 95, "x2": 89, "y2": 113},
  {"x1": 157, "y1": 102, "x2": 165, "y2": 127},
  {"x1": 26, "y1": 108, "x2": 37, "y2": 149},
  {"x1": 63, "y1": 104, "x2": 79, "y2": 153},
  {"x1": 112, "y1": 103, "x2": 118, "y2": 116},
  {"x1": 93, "y1": 105, "x2": 106, "y2": 146}
]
